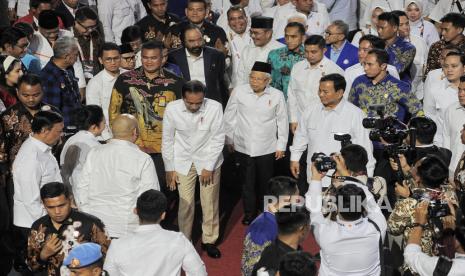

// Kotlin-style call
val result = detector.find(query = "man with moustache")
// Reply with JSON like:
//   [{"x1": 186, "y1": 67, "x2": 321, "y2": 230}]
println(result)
[{"x1": 168, "y1": 24, "x2": 228, "y2": 107}]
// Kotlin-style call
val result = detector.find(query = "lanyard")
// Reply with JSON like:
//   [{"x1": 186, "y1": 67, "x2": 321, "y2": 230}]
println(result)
[
  {"x1": 77, "y1": 38, "x2": 93, "y2": 62},
  {"x1": 385, "y1": 0, "x2": 393, "y2": 11},
  {"x1": 420, "y1": 19, "x2": 424, "y2": 37}
]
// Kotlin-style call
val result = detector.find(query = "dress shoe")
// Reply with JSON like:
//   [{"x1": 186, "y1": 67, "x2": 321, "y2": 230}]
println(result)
[
  {"x1": 242, "y1": 215, "x2": 254, "y2": 225},
  {"x1": 201, "y1": 243, "x2": 221, "y2": 258}
]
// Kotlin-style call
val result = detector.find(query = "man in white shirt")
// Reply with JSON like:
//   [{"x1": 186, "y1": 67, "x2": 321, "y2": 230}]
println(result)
[
  {"x1": 225, "y1": 6, "x2": 252, "y2": 89},
  {"x1": 306, "y1": 163, "x2": 387, "y2": 276},
  {"x1": 234, "y1": 16, "x2": 282, "y2": 87},
  {"x1": 86, "y1": 42, "x2": 122, "y2": 140},
  {"x1": 424, "y1": 52, "x2": 463, "y2": 146},
  {"x1": 76, "y1": 114, "x2": 160, "y2": 238},
  {"x1": 345, "y1": 34, "x2": 400, "y2": 98},
  {"x1": 442, "y1": 75, "x2": 465, "y2": 175},
  {"x1": 98, "y1": 0, "x2": 147, "y2": 44},
  {"x1": 104, "y1": 189, "x2": 207, "y2": 276},
  {"x1": 287, "y1": 35, "x2": 344, "y2": 134},
  {"x1": 290, "y1": 73, "x2": 374, "y2": 188},
  {"x1": 12, "y1": 110, "x2": 63, "y2": 273},
  {"x1": 292, "y1": 0, "x2": 330, "y2": 36},
  {"x1": 224, "y1": 61, "x2": 288, "y2": 225},
  {"x1": 162, "y1": 80, "x2": 225, "y2": 258},
  {"x1": 267, "y1": 0, "x2": 296, "y2": 39}
]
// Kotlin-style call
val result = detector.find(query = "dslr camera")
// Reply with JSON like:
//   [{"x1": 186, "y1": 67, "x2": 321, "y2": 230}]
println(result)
[
  {"x1": 412, "y1": 188, "x2": 451, "y2": 238},
  {"x1": 362, "y1": 104, "x2": 409, "y2": 144},
  {"x1": 311, "y1": 134, "x2": 352, "y2": 172}
]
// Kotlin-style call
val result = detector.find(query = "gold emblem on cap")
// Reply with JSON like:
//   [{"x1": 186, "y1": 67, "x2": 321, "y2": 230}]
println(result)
[{"x1": 70, "y1": 258, "x2": 81, "y2": 268}]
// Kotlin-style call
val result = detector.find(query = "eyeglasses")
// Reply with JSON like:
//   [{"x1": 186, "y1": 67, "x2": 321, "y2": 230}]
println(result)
[
  {"x1": 103, "y1": 56, "x2": 121, "y2": 63},
  {"x1": 15, "y1": 41, "x2": 30, "y2": 50},
  {"x1": 122, "y1": 55, "x2": 135, "y2": 62},
  {"x1": 324, "y1": 31, "x2": 343, "y2": 36},
  {"x1": 76, "y1": 20, "x2": 98, "y2": 32}
]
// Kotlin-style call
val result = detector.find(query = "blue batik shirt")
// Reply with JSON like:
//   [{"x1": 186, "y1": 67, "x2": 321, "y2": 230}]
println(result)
[
  {"x1": 387, "y1": 36, "x2": 416, "y2": 83},
  {"x1": 267, "y1": 45, "x2": 305, "y2": 99}
]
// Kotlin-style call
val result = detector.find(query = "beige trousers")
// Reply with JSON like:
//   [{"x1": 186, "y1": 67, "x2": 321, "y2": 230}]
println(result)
[{"x1": 177, "y1": 164, "x2": 220, "y2": 244}]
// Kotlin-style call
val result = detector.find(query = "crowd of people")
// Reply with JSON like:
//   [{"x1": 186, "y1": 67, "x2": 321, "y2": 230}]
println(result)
[{"x1": 0, "y1": 0, "x2": 465, "y2": 275}]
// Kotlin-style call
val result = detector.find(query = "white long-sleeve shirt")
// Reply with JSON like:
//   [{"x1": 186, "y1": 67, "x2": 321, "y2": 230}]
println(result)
[
  {"x1": 344, "y1": 63, "x2": 400, "y2": 98},
  {"x1": 12, "y1": 136, "x2": 62, "y2": 228},
  {"x1": 290, "y1": 99, "x2": 375, "y2": 187},
  {"x1": 104, "y1": 224, "x2": 207, "y2": 276},
  {"x1": 162, "y1": 99, "x2": 225, "y2": 176},
  {"x1": 86, "y1": 69, "x2": 121, "y2": 140},
  {"x1": 429, "y1": 0, "x2": 465, "y2": 23},
  {"x1": 424, "y1": 77, "x2": 458, "y2": 146},
  {"x1": 76, "y1": 139, "x2": 159, "y2": 238},
  {"x1": 8, "y1": 0, "x2": 29, "y2": 17},
  {"x1": 224, "y1": 84, "x2": 289, "y2": 157},
  {"x1": 319, "y1": 0, "x2": 358, "y2": 31},
  {"x1": 404, "y1": 244, "x2": 465, "y2": 276},
  {"x1": 305, "y1": 179, "x2": 387, "y2": 276},
  {"x1": 300, "y1": 1, "x2": 330, "y2": 36},
  {"x1": 287, "y1": 57, "x2": 344, "y2": 123},
  {"x1": 227, "y1": 29, "x2": 252, "y2": 89},
  {"x1": 98, "y1": 0, "x2": 147, "y2": 44},
  {"x1": 60, "y1": 130, "x2": 101, "y2": 197},
  {"x1": 406, "y1": 34, "x2": 428, "y2": 101},
  {"x1": 234, "y1": 39, "x2": 283, "y2": 87},
  {"x1": 442, "y1": 102, "x2": 465, "y2": 176},
  {"x1": 270, "y1": 2, "x2": 299, "y2": 39}
]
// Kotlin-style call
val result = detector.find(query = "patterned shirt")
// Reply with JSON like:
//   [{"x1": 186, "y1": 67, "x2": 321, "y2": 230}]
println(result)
[
  {"x1": 40, "y1": 60, "x2": 82, "y2": 127},
  {"x1": 425, "y1": 36, "x2": 465, "y2": 77},
  {"x1": 349, "y1": 73, "x2": 423, "y2": 122},
  {"x1": 0, "y1": 102, "x2": 58, "y2": 175},
  {"x1": 455, "y1": 152, "x2": 465, "y2": 191},
  {"x1": 267, "y1": 45, "x2": 305, "y2": 99},
  {"x1": 241, "y1": 212, "x2": 277, "y2": 276},
  {"x1": 387, "y1": 36, "x2": 416, "y2": 83},
  {"x1": 27, "y1": 209, "x2": 111, "y2": 276},
  {"x1": 166, "y1": 20, "x2": 227, "y2": 52},
  {"x1": 74, "y1": 29, "x2": 104, "y2": 79},
  {"x1": 136, "y1": 13, "x2": 180, "y2": 42},
  {"x1": 109, "y1": 67, "x2": 184, "y2": 153}
]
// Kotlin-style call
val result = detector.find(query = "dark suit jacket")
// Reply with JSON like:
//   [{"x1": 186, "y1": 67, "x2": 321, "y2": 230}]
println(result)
[
  {"x1": 168, "y1": 46, "x2": 228, "y2": 107},
  {"x1": 55, "y1": 1, "x2": 86, "y2": 29},
  {"x1": 325, "y1": 40, "x2": 359, "y2": 70}
]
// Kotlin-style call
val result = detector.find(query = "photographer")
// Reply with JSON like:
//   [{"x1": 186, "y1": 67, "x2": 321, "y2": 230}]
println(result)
[
  {"x1": 388, "y1": 155, "x2": 457, "y2": 274},
  {"x1": 404, "y1": 201, "x2": 465, "y2": 276},
  {"x1": 323, "y1": 144, "x2": 387, "y2": 208},
  {"x1": 306, "y1": 162, "x2": 387, "y2": 275}
]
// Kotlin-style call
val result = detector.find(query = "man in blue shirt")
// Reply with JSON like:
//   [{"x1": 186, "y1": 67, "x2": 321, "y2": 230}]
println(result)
[
  {"x1": 377, "y1": 11, "x2": 416, "y2": 83},
  {"x1": 324, "y1": 20, "x2": 358, "y2": 70},
  {"x1": 40, "y1": 36, "x2": 81, "y2": 127},
  {"x1": 268, "y1": 22, "x2": 306, "y2": 99}
]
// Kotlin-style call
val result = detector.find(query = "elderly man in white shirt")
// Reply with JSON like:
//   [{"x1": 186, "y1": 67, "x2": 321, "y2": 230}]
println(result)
[
  {"x1": 442, "y1": 76, "x2": 465, "y2": 175},
  {"x1": 224, "y1": 61, "x2": 288, "y2": 225},
  {"x1": 234, "y1": 16, "x2": 282, "y2": 87},
  {"x1": 98, "y1": 0, "x2": 146, "y2": 44},
  {"x1": 162, "y1": 80, "x2": 225, "y2": 259},
  {"x1": 287, "y1": 35, "x2": 344, "y2": 134},
  {"x1": 290, "y1": 73, "x2": 374, "y2": 188},
  {"x1": 13, "y1": 110, "x2": 63, "y2": 230},
  {"x1": 86, "y1": 42, "x2": 122, "y2": 140},
  {"x1": 76, "y1": 114, "x2": 159, "y2": 238},
  {"x1": 60, "y1": 105, "x2": 105, "y2": 198},
  {"x1": 292, "y1": 0, "x2": 330, "y2": 36},
  {"x1": 306, "y1": 163, "x2": 386, "y2": 276},
  {"x1": 424, "y1": 52, "x2": 463, "y2": 145},
  {"x1": 345, "y1": 34, "x2": 400, "y2": 98},
  {"x1": 104, "y1": 190, "x2": 207, "y2": 276}
]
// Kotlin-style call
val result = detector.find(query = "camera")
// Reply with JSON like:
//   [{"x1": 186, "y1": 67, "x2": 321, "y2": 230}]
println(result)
[
  {"x1": 362, "y1": 105, "x2": 408, "y2": 144},
  {"x1": 311, "y1": 152, "x2": 336, "y2": 172},
  {"x1": 334, "y1": 133, "x2": 352, "y2": 148},
  {"x1": 412, "y1": 188, "x2": 451, "y2": 238}
]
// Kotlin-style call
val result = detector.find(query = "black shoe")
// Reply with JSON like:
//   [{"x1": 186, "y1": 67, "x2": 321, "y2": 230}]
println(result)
[
  {"x1": 242, "y1": 215, "x2": 254, "y2": 225},
  {"x1": 201, "y1": 243, "x2": 221, "y2": 258}
]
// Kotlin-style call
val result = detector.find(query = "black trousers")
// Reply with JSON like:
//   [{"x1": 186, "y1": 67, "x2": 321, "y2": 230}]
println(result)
[{"x1": 235, "y1": 152, "x2": 275, "y2": 216}]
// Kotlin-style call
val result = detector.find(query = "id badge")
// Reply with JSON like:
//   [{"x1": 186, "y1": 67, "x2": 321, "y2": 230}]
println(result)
[{"x1": 158, "y1": 95, "x2": 166, "y2": 107}]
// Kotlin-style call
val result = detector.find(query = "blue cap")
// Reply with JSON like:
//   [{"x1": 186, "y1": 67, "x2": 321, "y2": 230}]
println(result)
[{"x1": 63, "y1": 243, "x2": 102, "y2": 269}]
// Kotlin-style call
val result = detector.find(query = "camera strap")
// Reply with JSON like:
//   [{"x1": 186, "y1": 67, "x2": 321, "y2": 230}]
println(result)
[
  {"x1": 368, "y1": 218, "x2": 386, "y2": 276},
  {"x1": 433, "y1": 256, "x2": 453, "y2": 276}
]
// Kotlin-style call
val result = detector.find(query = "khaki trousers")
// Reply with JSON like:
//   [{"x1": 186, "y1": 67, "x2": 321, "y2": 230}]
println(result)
[{"x1": 177, "y1": 164, "x2": 220, "y2": 244}]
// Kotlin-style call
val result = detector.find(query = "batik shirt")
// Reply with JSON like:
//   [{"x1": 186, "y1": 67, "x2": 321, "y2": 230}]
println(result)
[
  {"x1": 109, "y1": 67, "x2": 184, "y2": 153},
  {"x1": 387, "y1": 36, "x2": 416, "y2": 83},
  {"x1": 455, "y1": 152, "x2": 465, "y2": 191},
  {"x1": 267, "y1": 45, "x2": 305, "y2": 99},
  {"x1": 0, "y1": 103, "x2": 58, "y2": 174},
  {"x1": 166, "y1": 20, "x2": 227, "y2": 51},
  {"x1": 136, "y1": 13, "x2": 180, "y2": 42},
  {"x1": 27, "y1": 209, "x2": 111, "y2": 276},
  {"x1": 425, "y1": 36, "x2": 465, "y2": 77},
  {"x1": 241, "y1": 212, "x2": 278, "y2": 276},
  {"x1": 349, "y1": 73, "x2": 423, "y2": 123}
]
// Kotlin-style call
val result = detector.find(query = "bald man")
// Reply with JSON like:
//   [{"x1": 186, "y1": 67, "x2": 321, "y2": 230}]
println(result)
[{"x1": 76, "y1": 114, "x2": 160, "y2": 238}]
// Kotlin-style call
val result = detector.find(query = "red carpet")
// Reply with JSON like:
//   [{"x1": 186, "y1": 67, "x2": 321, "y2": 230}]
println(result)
[{"x1": 195, "y1": 201, "x2": 320, "y2": 276}]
